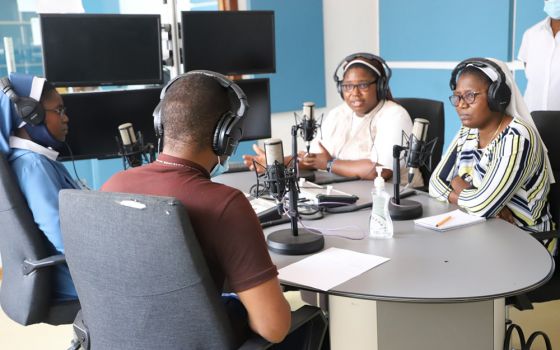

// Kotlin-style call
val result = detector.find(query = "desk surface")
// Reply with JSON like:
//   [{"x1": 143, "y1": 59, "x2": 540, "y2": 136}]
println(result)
[{"x1": 215, "y1": 171, "x2": 554, "y2": 303}]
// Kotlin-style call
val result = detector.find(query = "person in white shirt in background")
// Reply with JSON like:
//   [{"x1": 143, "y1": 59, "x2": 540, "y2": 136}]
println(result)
[
  {"x1": 518, "y1": 0, "x2": 560, "y2": 112},
  {"x1": 243, "y1": 52, "x2": 423, "y2": 187}
]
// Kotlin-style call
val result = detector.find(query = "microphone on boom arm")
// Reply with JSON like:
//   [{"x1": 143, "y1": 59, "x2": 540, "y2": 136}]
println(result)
[
  {"x1": 300, "y1": 102, "x2": 318, "y2": 154},
  {"x1": 388, "y1": 118, "x2": 437, "y2": 220},
  {"x1": 253, "y1": 133, "x2": 324, "y2": 255},
  {"x1": 116, "y1": 123, "x2": 156, "y2": 169}
]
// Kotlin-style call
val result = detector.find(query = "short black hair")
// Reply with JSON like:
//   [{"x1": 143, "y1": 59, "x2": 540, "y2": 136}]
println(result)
[
  {"x1": 457, "y1": 66, "x2": 493, "y2": 89},
  {"x1": 161, "y1": 74, "x2": 232, "y2": 150}
]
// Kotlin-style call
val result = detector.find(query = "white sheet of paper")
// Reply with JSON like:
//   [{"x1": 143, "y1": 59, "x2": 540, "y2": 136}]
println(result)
[{"x1": 278, "y1": 247, "x2": 390, "y2": 291}]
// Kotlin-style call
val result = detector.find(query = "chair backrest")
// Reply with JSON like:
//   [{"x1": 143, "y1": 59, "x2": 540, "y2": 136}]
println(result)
[
  {"x1": 531, "y1": 111, "x2": 560, "y2": 227},
  {"x1": 59, "y1": 190, "x2": 236, "y2": 350},
  {"x1": 394, "y1": 98, "x2": 445, "y2": 186},
  {"x1": 0, "y1": 152, "x2": 57, "y2": 324}
]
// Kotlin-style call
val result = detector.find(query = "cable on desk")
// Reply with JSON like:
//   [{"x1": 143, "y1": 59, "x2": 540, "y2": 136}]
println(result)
[{"x1": 261, "y1": 217, "x2": 291, "y2": 228}]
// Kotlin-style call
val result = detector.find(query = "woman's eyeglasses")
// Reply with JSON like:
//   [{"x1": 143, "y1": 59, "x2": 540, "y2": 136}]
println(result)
[
  {"x1": 45, "y1": 106, "x2": 67, "y2": 116},
  {"x1": 341, "y1": 80, "x2": 377, "y2": 93},
  {"x1": 448, "y1": 91, "x2": 484, "y2": 106}
]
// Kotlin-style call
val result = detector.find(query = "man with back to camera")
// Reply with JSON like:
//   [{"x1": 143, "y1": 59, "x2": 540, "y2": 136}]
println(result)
[
  {"x1": 518, "y1": 0, "x2": 560, "y2": 112},
  {"x1": 101, "y1": 71, "x2": 291, "y2": 345}
]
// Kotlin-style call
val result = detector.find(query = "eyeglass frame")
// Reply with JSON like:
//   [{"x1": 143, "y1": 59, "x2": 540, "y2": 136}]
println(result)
[
  {"x1": 340, "y1": 80, "x2": 378, "y2": 93},
  {"x1": 44, "y1": 106, "x2": 67, "y2": 116},
  {"x1": 448, "y1": 91, "x2": 486, "y2": 107}
]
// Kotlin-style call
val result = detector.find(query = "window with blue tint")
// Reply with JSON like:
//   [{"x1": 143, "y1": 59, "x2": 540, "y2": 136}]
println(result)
[
  {"x1": 82, "y1": 0, "x2": 119, "y2": 14},
  {"x1": 249, "y1": 0, "x2": 325, "y2": 113},
  {"x1": 0, "y1": 0, "x2": 43, "y2": 77},
  {"x1": 380, "y1": 0, "x2": 514, "y2": 61}
]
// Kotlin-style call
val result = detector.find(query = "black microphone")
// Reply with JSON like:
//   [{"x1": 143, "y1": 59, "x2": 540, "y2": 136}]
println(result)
[
  {"x1": 264, "y1": 138, "x2": 288, "y2": 201},
  {"x1": 118, "y1": 123, "x2": 143, "y2": 168},
  {"x1": 406, "y1": 118, "x2": 429, "y2": 184},
  {"x1": 301, "y1": 102, "x2": 317, "y2": 154}
]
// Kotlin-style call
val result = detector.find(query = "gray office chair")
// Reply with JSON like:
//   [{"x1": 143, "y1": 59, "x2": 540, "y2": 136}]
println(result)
[
  {"x1": 525, "y1": 111, "x2": 560, "y2": 304},
  {"x1": 508, "y1": 111, "x2": 560, "y2": 310},
  {"x1": 394, "y1": 98, "x2": 445, "y2": 190},
  {"x1": 59, "y1": 190, "x2": 327, "y2": 350},
  {"x1": 0, "y1": 152, "x2": 80, "y2": 325}
]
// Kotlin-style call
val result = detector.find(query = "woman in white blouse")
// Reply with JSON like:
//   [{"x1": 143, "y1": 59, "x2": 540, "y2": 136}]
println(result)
[{"x1": 243, "y1": 52, "x2": 422, "y2": 186}]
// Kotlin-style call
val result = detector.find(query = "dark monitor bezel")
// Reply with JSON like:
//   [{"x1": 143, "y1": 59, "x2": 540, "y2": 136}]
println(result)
[
  {"x1": 181, "y1": 10, "x2": 276, "y2": 75},
  {"x1": 235, "y1": 78, "x2": 272, "y2": 141},
  {"x1": 59, "y1": 87, "x2": 162, "y2": 161},
  {"x1": 40, "y1": 13, "x2": 163, "y2": 87}
]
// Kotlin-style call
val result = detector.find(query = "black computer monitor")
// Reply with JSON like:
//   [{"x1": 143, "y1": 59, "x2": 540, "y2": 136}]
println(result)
[
  {"x1": 40, "y1": 14, "x2": 163, "y2": 87},
  {"x1": 181, "y1": 11, "x2": 275, "y2": 75},
  {"x1": 59, "y1": 88, "x2": 161, "y2": 160},
  {"x1": 236, "y1": 78, "x2": 271, "y2": 141}
]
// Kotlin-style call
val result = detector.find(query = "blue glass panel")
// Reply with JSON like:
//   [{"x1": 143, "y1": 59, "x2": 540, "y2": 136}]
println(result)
[
  {"x1": 250, "y1": 0, "x2": 326, "y2": 112},
  {"x1": 390, "y1": 68, "x2": 460, "y2": 150},
  {"x1": 380, "y1": 0, "x2": 513, "y2": 61}
]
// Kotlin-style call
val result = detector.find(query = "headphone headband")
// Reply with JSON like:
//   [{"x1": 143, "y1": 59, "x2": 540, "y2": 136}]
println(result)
[
  {"x1": 449, "y1": 58, "x2": 506, "y2": 90},
  {"x1": 333, "y1": 53, "x2": 392, "y2": 84},
  {"x1": 450, "y1": 57, "x2": 511, "y2": 113},
  {"x1": 0, "y1": 76, "x2": 45, "y2": 126},
  {"x1": 153, "y1": 70, "x2": 249, "y2": 156},
  {"x1": 333, "y1": 52, "x2": 392, "y2": 100}
]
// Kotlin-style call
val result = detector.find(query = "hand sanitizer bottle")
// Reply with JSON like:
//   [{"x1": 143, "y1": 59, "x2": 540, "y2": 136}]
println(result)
[{"x1": 369, "y1": 166, "x2": 393, "y2": 238}]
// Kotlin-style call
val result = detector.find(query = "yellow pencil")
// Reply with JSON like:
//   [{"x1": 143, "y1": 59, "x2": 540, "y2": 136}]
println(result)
[{"x1": 435, "y1": 215, "x2": 452, "y2": 227}]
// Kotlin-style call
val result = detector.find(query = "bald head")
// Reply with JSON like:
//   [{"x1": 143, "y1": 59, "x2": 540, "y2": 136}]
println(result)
[{"x1": 161, "y1": 73, "x2": 232, "y2": 152}]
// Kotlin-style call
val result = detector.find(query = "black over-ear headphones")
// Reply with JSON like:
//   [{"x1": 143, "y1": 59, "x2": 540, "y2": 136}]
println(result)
[
  {"x1": 449, "y1": 57, "x2": 511, "y2": 113},
  {"x1": 0, "y1": 76, "x2": 45, "y2": 125},
  {"x1": 152, "y1": 70, "x2": 249, "y2": 157},
  {"x1": 333, "y1": 52, "x2": 392, "y2": 100}
]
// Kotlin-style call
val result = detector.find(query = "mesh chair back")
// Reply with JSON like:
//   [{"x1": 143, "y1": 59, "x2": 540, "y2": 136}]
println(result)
[
  {"x1": 527, "y1": 111, "x2": 560, "y2": 304},
  {"x1": 59, "y1": 190, "x2": 235, "y2": 350},
  {"x1": 531, "y1": 111, "x2": 559, "y2": 226},
  {"x1": 394, "y1": 98, "x2": 445, "y2": 186}
]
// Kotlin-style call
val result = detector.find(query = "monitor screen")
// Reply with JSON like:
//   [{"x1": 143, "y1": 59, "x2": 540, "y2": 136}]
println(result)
[
  {"x1": 236, "y1": 78, "x2": 271, "y2": 141},
  {"x1": 59, "y1": 88, "x2": 161, "y2": 160},
  {"x1": 181, "y1": 11, "x2": 275, "y2": 75},
  {"x1": 40, "y1": 14, "x2": 163, "y2": 87}
]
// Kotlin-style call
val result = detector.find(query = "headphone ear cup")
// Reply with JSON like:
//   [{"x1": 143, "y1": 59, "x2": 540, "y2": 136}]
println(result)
[
  {"x1": 17, "y1": 97, "x2": 45, "y2": 125},
  {"x1": 336, "y1": 80, "x2": 343, "y2": 99},
  {"x1": 212, "y1": 113, "x2": 228, "y2": 155},
  {"x1": 487, "y1": 82, "x2": 511, "y2": 113},
  {"x1": 376, "y1": 76, "x2": 387, "y2": 100},
  {"x1": 213, "y1": 112, "x2": 243, "y2": 157}
]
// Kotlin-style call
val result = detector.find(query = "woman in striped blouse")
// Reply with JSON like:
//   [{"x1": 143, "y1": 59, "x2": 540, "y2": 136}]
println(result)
[{"x1": 429, "y1": 57, "x2": 555, "y2": 233}]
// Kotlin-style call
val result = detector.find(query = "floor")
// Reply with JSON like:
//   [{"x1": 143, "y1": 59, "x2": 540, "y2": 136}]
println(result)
[
  {"x1": 0, "y1": 286, "x2": 558, "y2": 349},
  {"x1": 508, "y1": 300, "x2": 560, "y2": 349}
]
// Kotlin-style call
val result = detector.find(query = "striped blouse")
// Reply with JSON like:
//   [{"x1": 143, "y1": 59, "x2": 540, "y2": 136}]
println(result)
[{"x1": 429, "y1": 117, "x2": 553, "y2": 233}]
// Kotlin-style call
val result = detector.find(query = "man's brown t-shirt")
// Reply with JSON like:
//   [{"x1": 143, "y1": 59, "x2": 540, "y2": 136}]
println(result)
[{"x1": 101, "y1": 153, "x2": 277, "y2": 292}]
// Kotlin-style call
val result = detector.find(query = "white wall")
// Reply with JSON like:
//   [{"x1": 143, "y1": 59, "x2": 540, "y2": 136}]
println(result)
[{"x1": 266, "y1": 0, "x2": 379, "y2": 153}]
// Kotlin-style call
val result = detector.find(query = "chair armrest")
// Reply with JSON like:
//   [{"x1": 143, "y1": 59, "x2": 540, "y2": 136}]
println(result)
[
  {"x1": 238, "y1": 334, "x2": 272, "y2": 350},
  {"x1": 23, "y1": 254, "x2": 66, "y2": 275},
  {"x1": 238, "y1": 305, "x2": 327, "y2": 350},
  {"x1": 530, "y1": 230, "x2": 560, "y2": 242}
]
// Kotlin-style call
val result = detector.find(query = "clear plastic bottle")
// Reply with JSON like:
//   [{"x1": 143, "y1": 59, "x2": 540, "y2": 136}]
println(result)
[{"x1": 369, "y1": 166, "x2": 394, "y2": 238}]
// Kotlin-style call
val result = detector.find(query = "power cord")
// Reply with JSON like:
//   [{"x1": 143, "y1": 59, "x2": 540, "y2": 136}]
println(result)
[{"x1": 64, "y1": 142, "x2": 90, "y2": 190}]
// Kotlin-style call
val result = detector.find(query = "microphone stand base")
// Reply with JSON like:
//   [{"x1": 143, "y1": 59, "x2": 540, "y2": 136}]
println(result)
[
  {"x1": 389, "y1": 198, "x2": 422, "y2": 220},
  {"x1": 267, "y1": 229, "x2": 324, "y2": 255}
]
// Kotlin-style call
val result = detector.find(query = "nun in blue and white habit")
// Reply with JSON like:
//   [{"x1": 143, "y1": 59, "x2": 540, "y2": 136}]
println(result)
[{"x1": 1, "y1": 73, "x2": 78, "y2": 300}]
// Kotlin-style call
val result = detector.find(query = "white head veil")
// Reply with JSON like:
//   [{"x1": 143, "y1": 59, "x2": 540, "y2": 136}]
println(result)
[{"x1": 467, "y1": 58, "x2": 555, "y2": 184}]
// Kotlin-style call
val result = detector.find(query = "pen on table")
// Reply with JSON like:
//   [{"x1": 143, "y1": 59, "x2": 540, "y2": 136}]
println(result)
[{"x1": 435, "y1": 215, "x2": 453, "y2": 227}]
